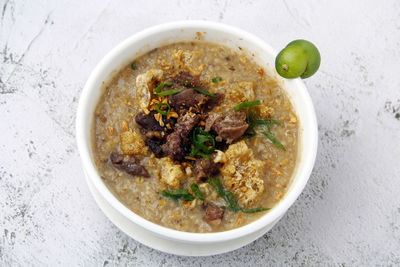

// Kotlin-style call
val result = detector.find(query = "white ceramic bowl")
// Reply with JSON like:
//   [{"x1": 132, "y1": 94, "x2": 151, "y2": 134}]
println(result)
[{"x1": 76, "y1": 21, "x2": 318, "y2": 256}]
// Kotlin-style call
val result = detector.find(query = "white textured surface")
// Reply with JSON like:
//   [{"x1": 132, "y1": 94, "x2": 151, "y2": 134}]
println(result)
[{"x1": 1, "y1": 0, "x2": 399, "y2": 265}]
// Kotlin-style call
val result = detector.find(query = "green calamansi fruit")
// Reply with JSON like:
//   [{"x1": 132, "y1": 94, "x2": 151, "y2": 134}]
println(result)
[
  {"x1": 275, "y1": 39, "x2": 321, "y2": 79},
  {"x1": 275, "y1": 45, "x2": 308, "y2": 79}
]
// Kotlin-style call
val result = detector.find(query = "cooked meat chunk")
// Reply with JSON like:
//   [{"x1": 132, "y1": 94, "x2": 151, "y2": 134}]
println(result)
[
  {"x1": 110, "y1": 152, "x2": 150, "y2": 177},
  {"x1": 205, "y1": 113, "x2": 220, "y2": 132},
  {"x1": 135, "y1": 111, "x2": 164, "y2": 132},
  {"x1": 120, "y1": 158, "x2": 150, "y2": 177},
  {"x1": 167, "y1": 72, "x2": 219, "y2": 115},
  {"x1": 203, "y1": 202, "x2": 224, "y2": 226},
  {"x1": 161, "y1": 114, "x2": 200, "y2": 161},
  {"x1": 175, "y1": 113, "x2": 200, "y2": 137},
  {"x1": 162, "y1": 132, "x2": 186, "y2": 161},
  {"x1": 172, "y1": 71, "x2": 202, "y2": 87},
  {"x1": 109, "y1": 152, "x2": 124, "y2": 165},
  {"x1": 194, "y1": 158, "x2": 220, "y2": 181},
  {"x1": 168, "y1": 88, "x2": 208, "y2": 115},
  {"x1": 135, "y1": 111, "x2": 179, "y2": 158},
  {"x1": 204, "y1": 93, "x2": 224, "y2": 111},
  {"x1": 144, "y1": 138, "x2": 164, "y2": 158},
  {"x1": 205, "y1": 111, "x2": 248, "y2": 144}
]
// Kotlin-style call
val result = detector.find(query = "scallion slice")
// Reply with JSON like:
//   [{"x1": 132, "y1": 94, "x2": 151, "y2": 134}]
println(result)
[
  {"x1": 190, "y1": 128, "x2": 215, "y2": 158},
  {"x1": 190, "y1": 184, "x2": 205, "y2": 201},
  {"x1": 208, "y1": 177, "x2": 269, "y2": 213},
  {"x1": 156, "y1": 89, "x2": 182, "y2": 96},
  {"x1": 191, "y1": 86, "x2": 217, "y2": 98},
  {"x1": 239, "y1": 207, "x2": 270, "y2": 213},
  {"x1": 161, "y1": 189, "x2": 194, "y2": 202},
  {"x1": 155, "y1": 81, "x2": 173, "y2": 94},
  {"x1": 182, "y1": 83, "x2": 217, "y2": 98},
  {"x1": 234, "y1": 100, "x2": 261, "y2": 111},
  {"x1": 262, "y1": 131, "x2": 286, "y2": 151},
  {"x1": 155, "y1": 103, "x2": 171, "y2": 116},
  {"x1": 212, "y1": 77, "x2": 222, "y2": 83},
  {"x1": 253, "y1": 119, "x2": 281, "y2": 131}
]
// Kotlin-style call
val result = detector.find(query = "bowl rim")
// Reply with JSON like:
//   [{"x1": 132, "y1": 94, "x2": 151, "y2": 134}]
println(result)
[{"x1": 76, "y1": 20, "x2": 318, "y2": 243}]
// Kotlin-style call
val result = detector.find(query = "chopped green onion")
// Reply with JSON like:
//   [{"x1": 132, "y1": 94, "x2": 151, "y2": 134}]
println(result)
[
  {"x1": 155, "y1": 81, "x2": 173, "y2": 93},
  {"x1": 253, "y1": 119, "x2": 281, "y2": 131},
  {"x1": 184, "y1": 85, "x2": 217, "y2": 98},
  {"x1": 195, "y1": 152, "x2": 211, "y2": 160},
  {"x1": 234, "y1": 100, "x2": 261, "y2": 111},
  {"x1": 208, "y1": 177, "x2": 269, "y2": 213},
  {"x1": 161, "y1": 189, "x2": 194, "y2": 201},
  {"x1": 245, "y1": 107, "x2": 256, "y2": 123},
  {"x1": 238, "y1": 101, "x2": 285, "y2": 151},
  {"x1": 190, "y1": 128, "x2": 215, "y2": 158},
  {"x1": 262, "y1": 131, "x2": 286, "y2": 151},
  {"x1": 253, "y1": 119, "x2": 281, "y2": 126},
  {"x1": 192, "y1": 87, "x2": 217, "y2": 98},
  {"x1": 156, "y1": 89, "x2": 182, "y2": 96},
  {"x1": 212, "y1": 77, "x2": 222, "y2": 83},
  {"x1": 131, "y1": 62, "x2": 138, "y2": 70},
  {"x1": 182, "y1": 83, "x2": 217, "y2": 98},
  {"x1": 221, "y1": 191, "x2": 241, "y2": 212},
  {"x1": 155, "y1": 103, "x2": 171, "y2": 116},
  {"x1": 243, "y1": 107, "x2": 257, "y2": 135},
  {"x1": 240, "y1": 207, "x2": 270, "y2": 213},
  {"x1": 208, "y1": 177, "x2": 225, "y2": 197},
  {"x1": 190, "y1": 184, "x2": 205, "y2": 201}
]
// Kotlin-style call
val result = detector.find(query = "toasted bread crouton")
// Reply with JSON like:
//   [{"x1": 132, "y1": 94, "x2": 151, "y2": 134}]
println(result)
[
  {"x1": 159, "y1": 157, "x2": 185, "y2": 189},
  {"x1": 136, "y1": 69, "x2": 163, "y2": 114},
  {"x1": 220, "y1": 140, "x2": 265, "y2": 207},
  {"x1": 120, "y1": 130, "x2": 147, "y2": 155}
]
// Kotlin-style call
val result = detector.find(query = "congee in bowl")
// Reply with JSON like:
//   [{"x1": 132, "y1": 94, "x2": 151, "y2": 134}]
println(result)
[{"x1": 92, "y1": 42, "x2": 298, "y2": 233}]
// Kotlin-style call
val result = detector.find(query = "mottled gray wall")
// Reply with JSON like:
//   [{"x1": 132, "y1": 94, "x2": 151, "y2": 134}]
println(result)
[{"x1": 1, "y1": 0, "x2": 399, "y2": 265}]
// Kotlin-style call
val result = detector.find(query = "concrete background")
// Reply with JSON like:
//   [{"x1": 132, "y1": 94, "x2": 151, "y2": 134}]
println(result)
[{"x1": 1, "y1": 0, "x2": 399, "y2": 265}]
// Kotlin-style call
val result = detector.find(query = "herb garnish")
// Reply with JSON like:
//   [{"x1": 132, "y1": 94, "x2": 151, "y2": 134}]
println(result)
[
  {"x1": 190, "y1": 183, "x2": 205, "y2": 201},
  {"x1": 208, "y1": 177, "x2": 269, "y2": 213},
  {"x1": 235, "y1": 100, "x2": 286, "y2": 151},
  {"x1": 190, "y1": 128, "x2": 215, "y2": 159},
  {"x1": 253, "y1": 119, "x2": 281, "y2": 129},
  {"x1": 181, "y1": 82, "x2": 217, "y2": 98},
  {"x1": 131, "y1": 62, "x2": 138, "y2": 70},
  {"x1": 253, "y1": 119, "x2": 285, "y2": 151},
  {"x1": 156, "y1": 89, "x2": 182, "y2": 96},
  {"x1": 161, "y1": 189, "x2": 194, "y2": 201},
  {"x1": 212, "y1": 77, "x2": 223, "y2": 83},
  {"x1": 155, "y1": 81, "x2": 174, "y2": 94},
  {"x1": 234, "y1": 100, "x2": 261, "y2": 111},
  {"x1": 262, "y1": 131, "x2": 286, "y2": 151},
  {"x1": 155, "y1": 103, "x2": 171, "y2": 116},
  {"x1": 190, "y1": 86, "x2": 217, "y2": 98}
]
